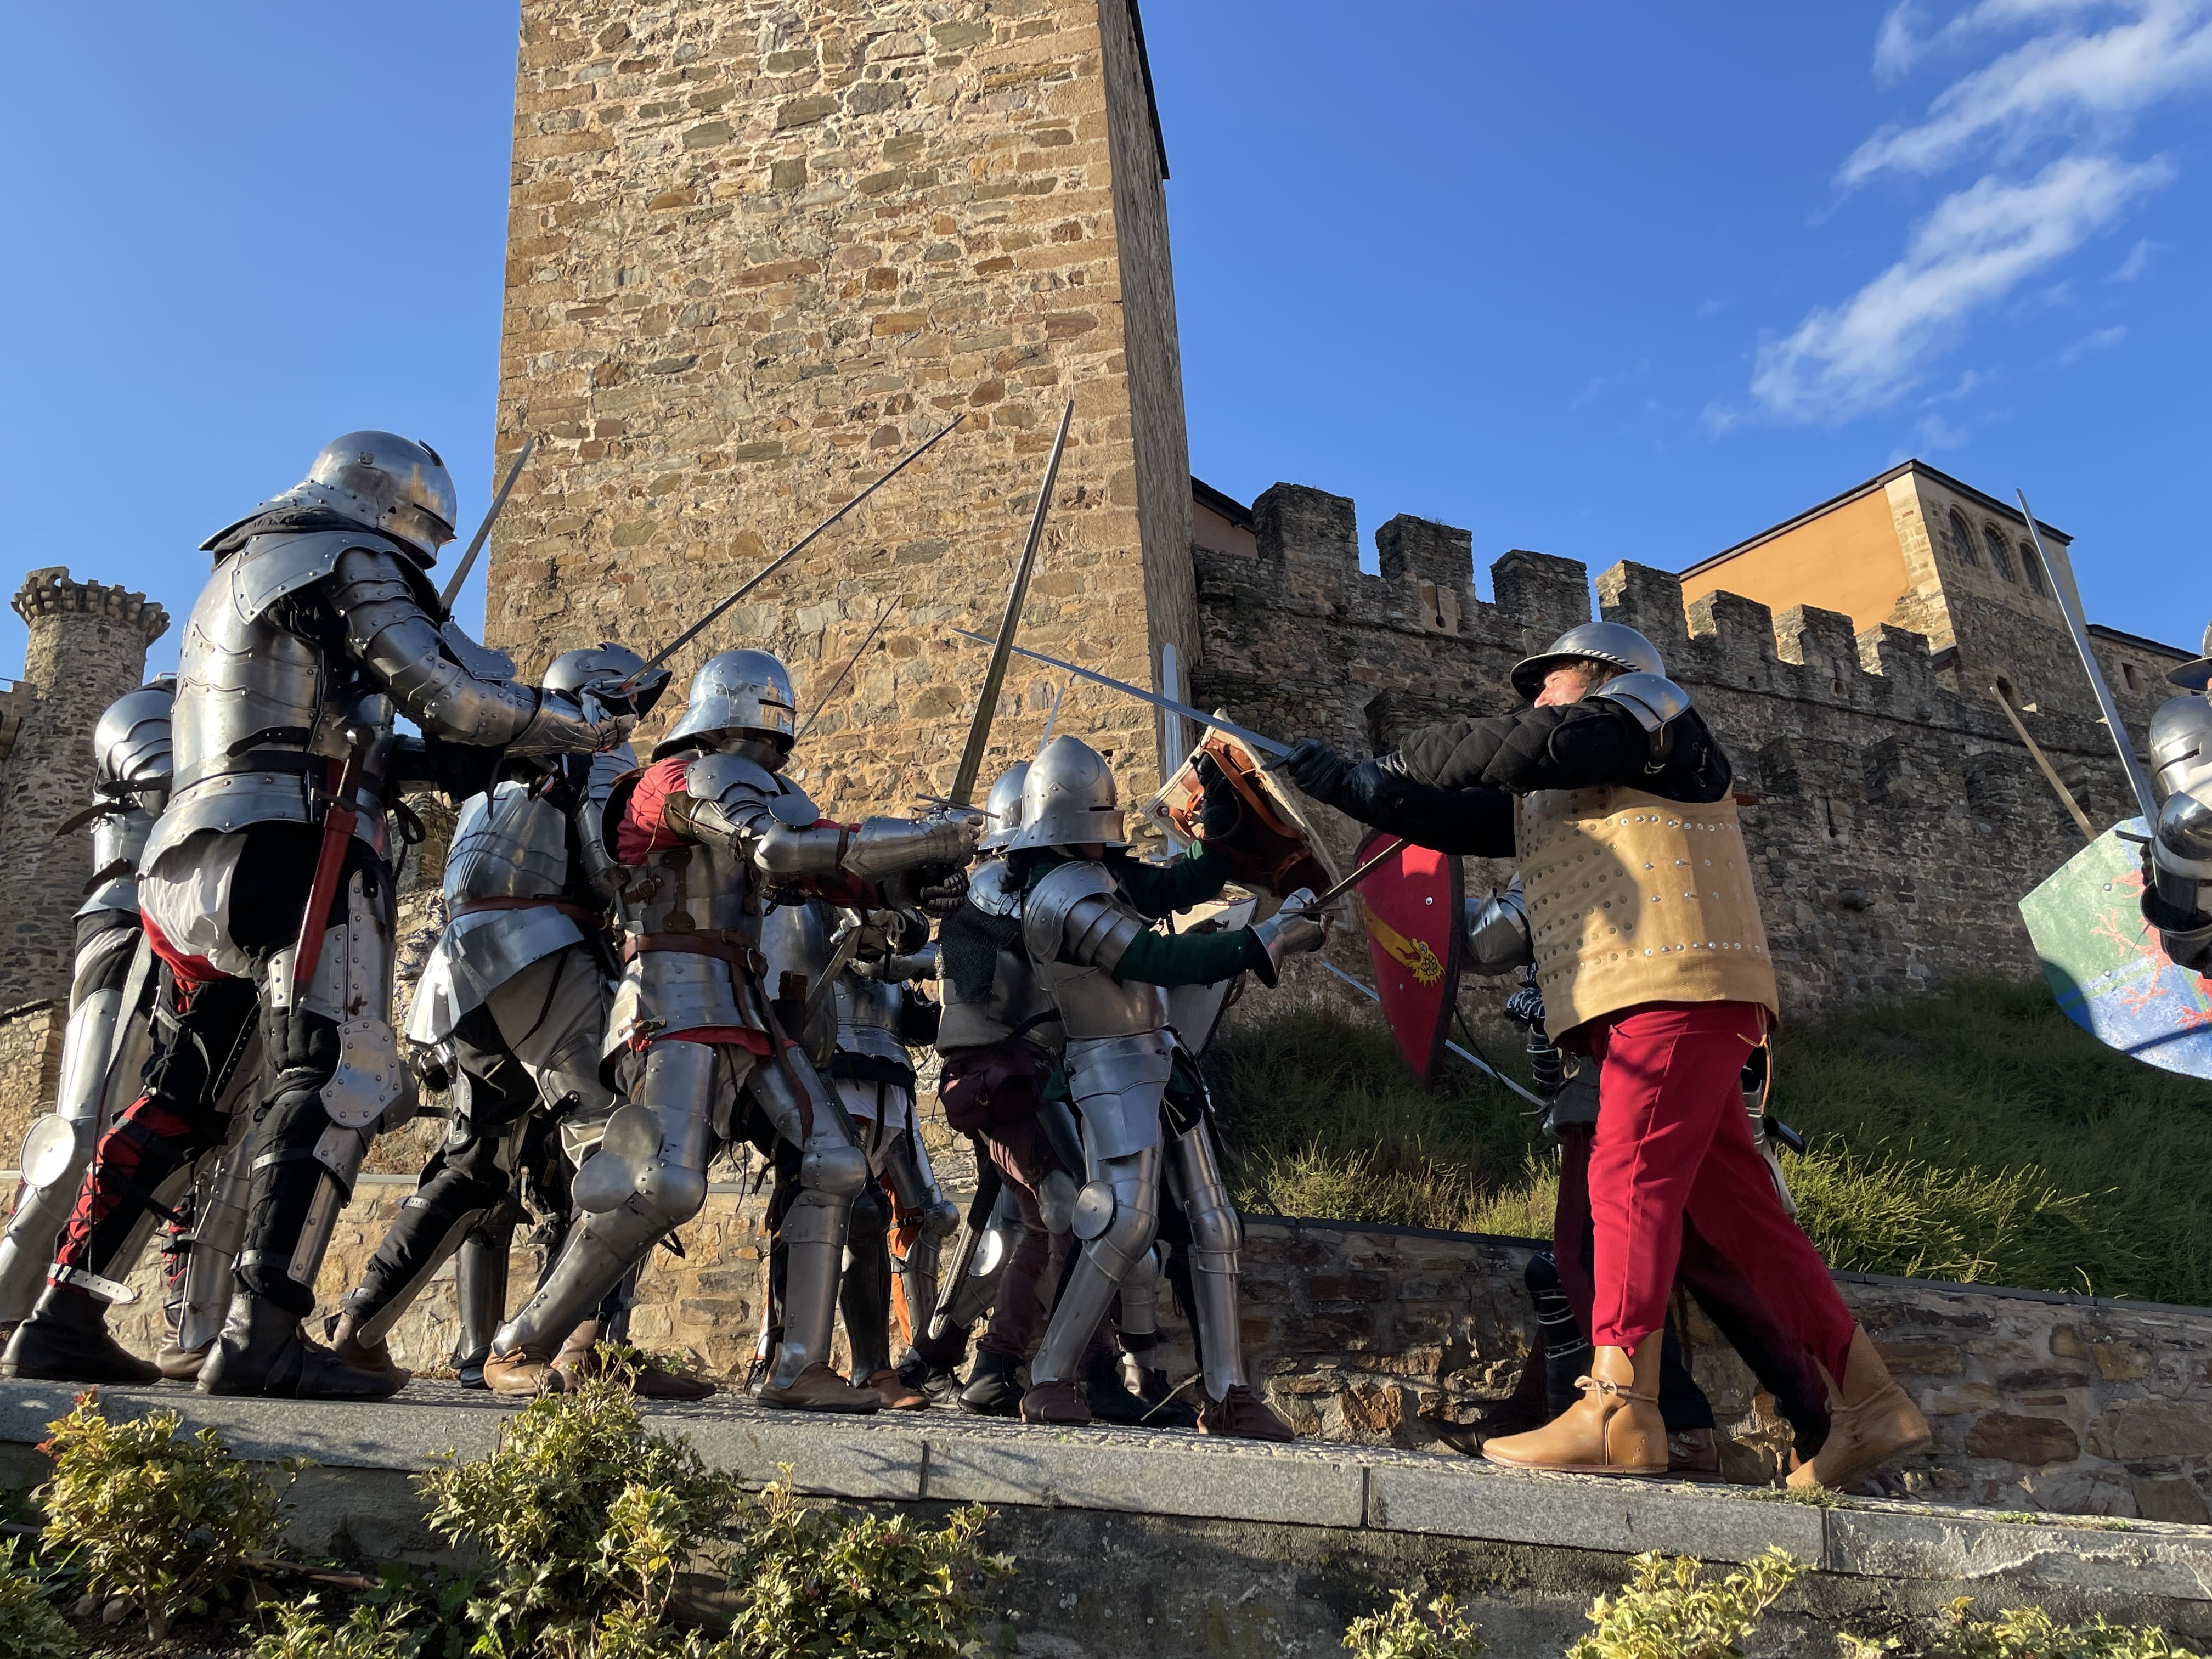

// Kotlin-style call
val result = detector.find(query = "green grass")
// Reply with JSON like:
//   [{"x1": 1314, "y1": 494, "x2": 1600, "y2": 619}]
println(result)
[{"x1": 1206, "y1": 978, "x2": 2212, "y2": 1307}]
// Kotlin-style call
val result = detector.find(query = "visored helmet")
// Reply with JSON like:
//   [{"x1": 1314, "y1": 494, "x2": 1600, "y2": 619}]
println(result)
[
  {"x1": 1008, "y1": 736, "x2": 1126, "y2": 851},
  {"x1": 980, "y1": 760, "x2": 1030, "y2": 852},
  {"x1": 654, "y1": 649, "x2": 798, "y2": 759},
  {"x1": 1509, "y1": 621, "x2": 1664, "y2": 703},
  {"x1": 206, "y1": 431, "x2": 459, "y2": 567},
  {"x1": 543, "y1": 642, "x2": 647, "y2": 697},
  {"x1": 93, "y1": 681, "x2": 175, "y2": 789}
]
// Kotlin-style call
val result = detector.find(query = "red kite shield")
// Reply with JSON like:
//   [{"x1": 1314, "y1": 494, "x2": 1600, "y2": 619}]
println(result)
[{"x1": 1352, "y1": 830, "x2": 1463, "y2": 1084}]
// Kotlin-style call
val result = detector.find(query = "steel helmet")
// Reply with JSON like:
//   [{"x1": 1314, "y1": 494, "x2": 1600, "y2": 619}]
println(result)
[
  {"x1": 1509, "y1": 621, "x2": 1664, "y2": 703},
  {"x1": 1008, "y1": 736, "x2": 1126, "y2": 851},
  {"x1": 208, "y1": 431, "x2": 460, "y2": 567},
  {"x1": 543, "y1": 642, "x2": 647, "y2": 697},
  {"x1": 654, "y1": 648, "x2": 798, "y2": 758},
  {"x1": 93, "y1": 681, "x2": 176, "y2": 789},
  {"x1": 980, "y1": 760, "x2": 1030, "y2": 852}
]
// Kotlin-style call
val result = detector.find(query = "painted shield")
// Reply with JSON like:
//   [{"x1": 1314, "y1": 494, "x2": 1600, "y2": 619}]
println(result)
[
  {"x1": 1352, "y1": 830, "x2": 1463, "y2": 1084},
  {"x1": 2019, "y1": 817, "x2": 2212, "y2": 1080},
  {"x1": 1142, "y1": 726, "x2": 1341, "y2": 898}
]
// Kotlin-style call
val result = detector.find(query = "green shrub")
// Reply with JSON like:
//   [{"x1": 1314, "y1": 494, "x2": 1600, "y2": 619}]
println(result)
[
  {"x1": 0, "y1": 1541, "x2": 76, "y2": 1659},
  {"x1": 1341, "y1": 1588, "x2": 1488, "y2": 1658},
  {"x1": 722, "y1": 1477, "x2": 1009, "y2": 1659},
  {"x1": 415, "y1": 1375, "x2": 748, "y2": 1653},
  {"x1": 1844, "y1": 1598, "x2": 2204, "y2": 1659},
  {"x1": 252, "y1": 1599, "x2": 432, "y2": 1659},
  {"x1": 36, "y1": 1388, "x2": 296, "y2": 1640},
  {"x1": 1567, "y1": 1549, "x2": 1805, "y2": 1659}
]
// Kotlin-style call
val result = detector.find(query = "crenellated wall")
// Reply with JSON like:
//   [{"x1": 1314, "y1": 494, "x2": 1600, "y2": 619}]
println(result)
[{"x1": 1192, "y1": 483, "x2": 2132, "y2": 1018}]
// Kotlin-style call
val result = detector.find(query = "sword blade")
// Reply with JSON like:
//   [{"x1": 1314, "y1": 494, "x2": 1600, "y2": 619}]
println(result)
[
  {"x1": 631, "y1": 411, "x2": 969, "y2": 682},
  {"x1": 1316, "y1": 837, "x2": 1406, "y2": 906},
  {"x1": 2018, "y1": 488, "x2": 2157, "y2": 823},
  {"x1": 949, "y1": 399, "x2": 1074, "y2": 805},
  {"x1": 792, "y1": 599, "x2": 896, "y2": 742},
  {"x1": 438, "y1": 437, "x2": 536, "y2": 613},
  {"x1": 949, "y1": 629, "x2": 1291, "y2": 758},
  {"x1": 1321, "y1": 961, "x2": 1547, "y2": 1108}
]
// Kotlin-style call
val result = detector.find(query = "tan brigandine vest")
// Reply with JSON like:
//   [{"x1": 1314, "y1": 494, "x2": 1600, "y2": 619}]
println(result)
[{"x1": 1516, "y1": 786, "x2": 1779, "y2": 1041}]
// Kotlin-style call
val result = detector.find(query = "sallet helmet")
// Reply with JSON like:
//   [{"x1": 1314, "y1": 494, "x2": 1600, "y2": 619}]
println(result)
[
  {"x1": 980, "y1": 760, "x2": 1030, "y2": 853},
  {"x1": 2149, "y1": 694, "x2": 2212, "y2": 803},
  {"x1": 1509, "y1": 621, "x2": 1665, "y2": 703},
  {"x1": 205, "y1": 431, "x2": 459, "y2": 567},
  {"x1": 94, "y1": 681, "x2": 176, "y2": 790},
  {"x1": 1008, "y1": 736, "x2": 1127, "y2": 852},
  {"x1": 654, "y1": 649, "x2": 798, "y2": 759},
  {"x1": 542, "y1": 642, "x2": 647, "y2": 697}
]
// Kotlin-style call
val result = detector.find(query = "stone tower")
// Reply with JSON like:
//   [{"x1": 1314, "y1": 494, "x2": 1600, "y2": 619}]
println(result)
[
  {"x1": 0, "y1": 570, "x2": 170, "y2": 1009},
  {"x1": 486, "y1": 0, "x2": 1195, "y2": 817}
]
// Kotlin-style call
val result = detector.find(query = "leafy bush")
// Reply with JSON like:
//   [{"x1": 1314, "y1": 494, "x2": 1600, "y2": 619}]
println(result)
[
  {"x1": 36, "y1": 1388, "x2": 296, "y2": 1640},
  {"x1": 416, "y1": 1374, "x2": 748, "y2": 1654},
  {"x1": 1844, "y1": 1599, "x2": 2204, "y2": 1659},
  {"x1": 252, "y1": 1599, "x2": 433, "y2": 1659},
  {"x1": 1342, "y1": 1588, "x2": 1489, "y2": 1658},
  {"x1": 723, "y1": 1477, "x2": 1009, "y2": 1659},
  {"x1": 1568, "y1": 1549, "x2": 1805, "y2": 1659},
  {"x1": 0, "y1": 1541, "x2": 76, "y2": 1659}
]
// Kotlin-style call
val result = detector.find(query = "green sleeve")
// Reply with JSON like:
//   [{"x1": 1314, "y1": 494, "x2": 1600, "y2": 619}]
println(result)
[
  {"x1": 1109, "y1": 924, "x2": 1267, "y2": 989},
  {"x1": 1113, "y1": 847, "x2": 1232, "y2": 921}
]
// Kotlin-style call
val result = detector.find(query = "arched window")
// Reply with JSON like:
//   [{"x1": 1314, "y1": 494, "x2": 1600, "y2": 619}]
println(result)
[
  {"x1": 1948, "y1": 510, "x2": 1977, "y2": 566},
  {"x1": 2019, "y1": 539, "x2": 2045, "y2": 595},
  {"x1": 1984, "y1": 524, "x2": 2015, "y2": 581}
]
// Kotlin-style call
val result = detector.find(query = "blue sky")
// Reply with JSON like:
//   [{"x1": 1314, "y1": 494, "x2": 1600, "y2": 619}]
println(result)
[{"x1": 1, "y1": 1, "x2": 2204, "y2": 686}]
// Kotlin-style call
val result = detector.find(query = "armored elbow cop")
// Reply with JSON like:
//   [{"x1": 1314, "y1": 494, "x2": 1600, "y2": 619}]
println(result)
[{"x1": 1464, "y1": 883, "x2": 1532, "y2": 975}]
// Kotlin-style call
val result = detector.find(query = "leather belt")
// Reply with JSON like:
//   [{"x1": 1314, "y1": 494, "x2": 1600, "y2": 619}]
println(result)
[
  {"x1": 171, "y1": 749, "x2": 382, "y2": 815},
  {"x1": 622, "y1": 932, "x2": 766, "y2": 975},
  {"x1": 450, "y1": 896, "x2": 605, "y2": 928}
]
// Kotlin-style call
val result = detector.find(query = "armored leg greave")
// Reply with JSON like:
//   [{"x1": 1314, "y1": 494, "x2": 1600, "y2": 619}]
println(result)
[
  {"x1": 453, "y1": 1223, "x2": 512, "y2": 1376},
  {"x1": 1116, "y1": 1243, "x2": 1162, "y2": 1348},
  {"x1": 879, "y1": 1118, "x2": 957, "y2": 1354},
  {"x1": 493, "y1": 1040, "x2": 719, "y2": 1361},
  {"x1": 750, "y1": 1051, "x2": 867, "y2": 1392},
  {"x1": 1029, "y1": 1144, "x2": 1162, "y2": 1387},
  {"x1": 1166, "y1": 1120, "x2": 1249, "y2": 1401},
  {"x1": 171, "y1": 1091, "x2": 262, "y2": 1356},
  {"x1": 0, "y1": 921, "x2": 146, "y2": 1322},
  {"x1": 840, "y1": 1180, "x2": 894, "y2": 1380}
]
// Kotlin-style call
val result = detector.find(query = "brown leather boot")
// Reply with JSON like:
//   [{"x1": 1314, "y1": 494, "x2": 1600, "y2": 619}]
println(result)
[
  {"x1": 757, "y1": 1362, "x2": 880, "y2": 1413},
  {"x1": 1788, "y1": 1327, "x2": 1932, "y2": 1491},
  {"x1": 551, "y1": 1324, "x2": 716, "y2": 1401},
  {"x1": 1481, "y1": 1335, "x2": 1667, "y2": 1475},
  {"x1": 1668, "y1": 1427, "x2": 1722, "y2": 1479},
  {"x1": 1018, "y1": 1376, "x2": 1092, "y2": 1426},
  {"x1": 484, "y1": 1345, "x2": 563, "y2": 1397},
  {"x1": 861, "y1": 1368, "x2": 929, "y2": 1410},
  {"x1": 1197, "y1": 1385, "x2": 1296, "y2": 1442},
  {"x1": 155, "y1": 1340, "x2": 212, "y2": 1383},
  {"x1": 329, "y1": 1314, "x2": 410, "y2": 1389}
]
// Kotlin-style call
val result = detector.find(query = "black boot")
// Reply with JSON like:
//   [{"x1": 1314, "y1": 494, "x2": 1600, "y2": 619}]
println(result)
[
  {"x1": 1084, "y1": 1352, "x2": 1182, "y2": 1426},
  {"x1": 958, "y1": 1349, "x2": 1023, "y2": 1417},
  {"x1": 1125, "y1": 1359, "x2": 1199, "y2": 1430},
  {"x1": 2, "y1": 1286, "x2": 160, "y2": 1384},
  {"x1": 198, "y1": 1293, "x2": 404, "y2": 1401},
  {"x1": 899, "y1": 1355, "x2": 964, "y2": 1407}
]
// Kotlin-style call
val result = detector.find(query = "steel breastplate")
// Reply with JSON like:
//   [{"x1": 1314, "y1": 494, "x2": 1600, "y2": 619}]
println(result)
[
  {"x1": 759, "y1": 895, "x2": 834, "y2": 1062},
  {"x1": 834, "y1": 972, "x2": 910, "y2": 1063},
  {"x1": 444, "y1": 782, "x2": 572, "y2": 904},
  {"x1": 1034, "y1": 954, "x2": 1166, "y2": 1041},
  {"x1": 936, "y1": 945, "x2": 1060, "y2": 1053}
]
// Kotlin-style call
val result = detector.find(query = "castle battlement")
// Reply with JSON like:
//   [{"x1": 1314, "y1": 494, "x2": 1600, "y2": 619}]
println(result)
[{"x1": 12, "y1": 566, "x2": 170, "y2": 641}]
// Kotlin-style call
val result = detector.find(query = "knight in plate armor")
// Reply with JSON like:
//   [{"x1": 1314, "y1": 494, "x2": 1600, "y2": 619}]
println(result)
[
  {"x1": 329, "y1": 643, "x2": 707, "y2": 1400},
  {"x1": 1285, "y1": 621, "x2": 1926, "y2": 1488},
  {"x1": 1008, "y1": 736, "x2": 1323, "y2": 1438},
  {"x1": 0, "y1": 684, "x2": 174, "y2": 1350},
  {"x1": 483, "y1": 647, "x2": 979, "y2": 1410},
  {"x1": 2, "y1": 432, "x2": 648, "y2": 1401},
  {"x1": 2141, "y1": 636, "x2": 2212, "y2": 971}
]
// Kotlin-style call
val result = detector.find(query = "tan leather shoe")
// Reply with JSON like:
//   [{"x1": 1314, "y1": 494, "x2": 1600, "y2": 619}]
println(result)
[
  {"x1": 552, "y1": 1328, "x2": 716, "y2": 1401},
  {"x1": 861, "y1": 1368, "x2": 929, "y2": 1410},
  {"x1": 1788, "y1": 1327, "x2": 1932, "y2": 1491},
  {"x1": 1197, "y1": 1384, "x2": 1296, "y2": 1442},
  {"x1": 757, "y1": 1361, "x2": 880, "y2": 1413},
  {"x1": 329, "y1": 1315, "x2": 410, "y2": 1389},
  {"x1": 1019, "y1": 1376, "x2": 1092, "y2": 1425},
  {"x1": 484, "y1": 1346, "x2": 563, "y2": 1397},
  {"x1": 1482, "y1": 1335, "x2": 1667, "y2": 1475}
]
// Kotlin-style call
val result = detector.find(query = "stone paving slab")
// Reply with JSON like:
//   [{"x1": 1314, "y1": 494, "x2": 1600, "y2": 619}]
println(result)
[{"x1": 7, "y1": 1378, "x2": 2212, "y2": 1600}]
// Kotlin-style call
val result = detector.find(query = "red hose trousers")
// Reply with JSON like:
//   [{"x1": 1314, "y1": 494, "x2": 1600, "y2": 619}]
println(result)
[{"x1": 1583, "y1": 999, "x2": 1856, "y2": 1384}]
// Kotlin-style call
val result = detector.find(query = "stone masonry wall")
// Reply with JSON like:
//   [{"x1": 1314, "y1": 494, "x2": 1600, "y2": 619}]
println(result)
[
  {"x1": 487, "y1": 0, "x2": 1196, "y2": 826},
  {"x1": 1192, "y1": 485, "x2": 2137, "y2": 1020},
  {"x1": 0, "y1": 571, "x2": 167, "y2": 1008}
]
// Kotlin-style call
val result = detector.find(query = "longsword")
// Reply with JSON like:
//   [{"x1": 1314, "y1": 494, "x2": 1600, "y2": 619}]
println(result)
[
  {"x1": 438, "y1": 438, "x2": 537, "y2": 613},
  {"x1": 947, "y1": 400, "x2": 1074, "y2": 805},
  {"x1": 949, "y1": 630, "x2": 1291, "y2": 758},
  {"x1": 1322, "y1": 962, "x2": 1547, "y2": 1108},
  {"x1": 627, "y1": 411, "x2": 971, "y2": 685}
]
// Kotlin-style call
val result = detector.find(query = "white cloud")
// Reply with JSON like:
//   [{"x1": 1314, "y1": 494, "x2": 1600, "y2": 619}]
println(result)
[
  {"x1": 1846, "y1": 0, "x2": 2212, "y2": 183},
  {"x1": 2057, "y1": 321, "x2": 2129, "y2": 359},
  {"x1": 1700, "y1": 402, "x2": 1742, "y2": 437},
  {"x1": 2109, "y1": 235, "x2": 2160, "y2": 276},
  {"x1": 1916, "y1": 411, "x2": 1974, "y2": 448},
  {"x1": 1751, "y1": 153, "x2": 2171, "y2": 421}
]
